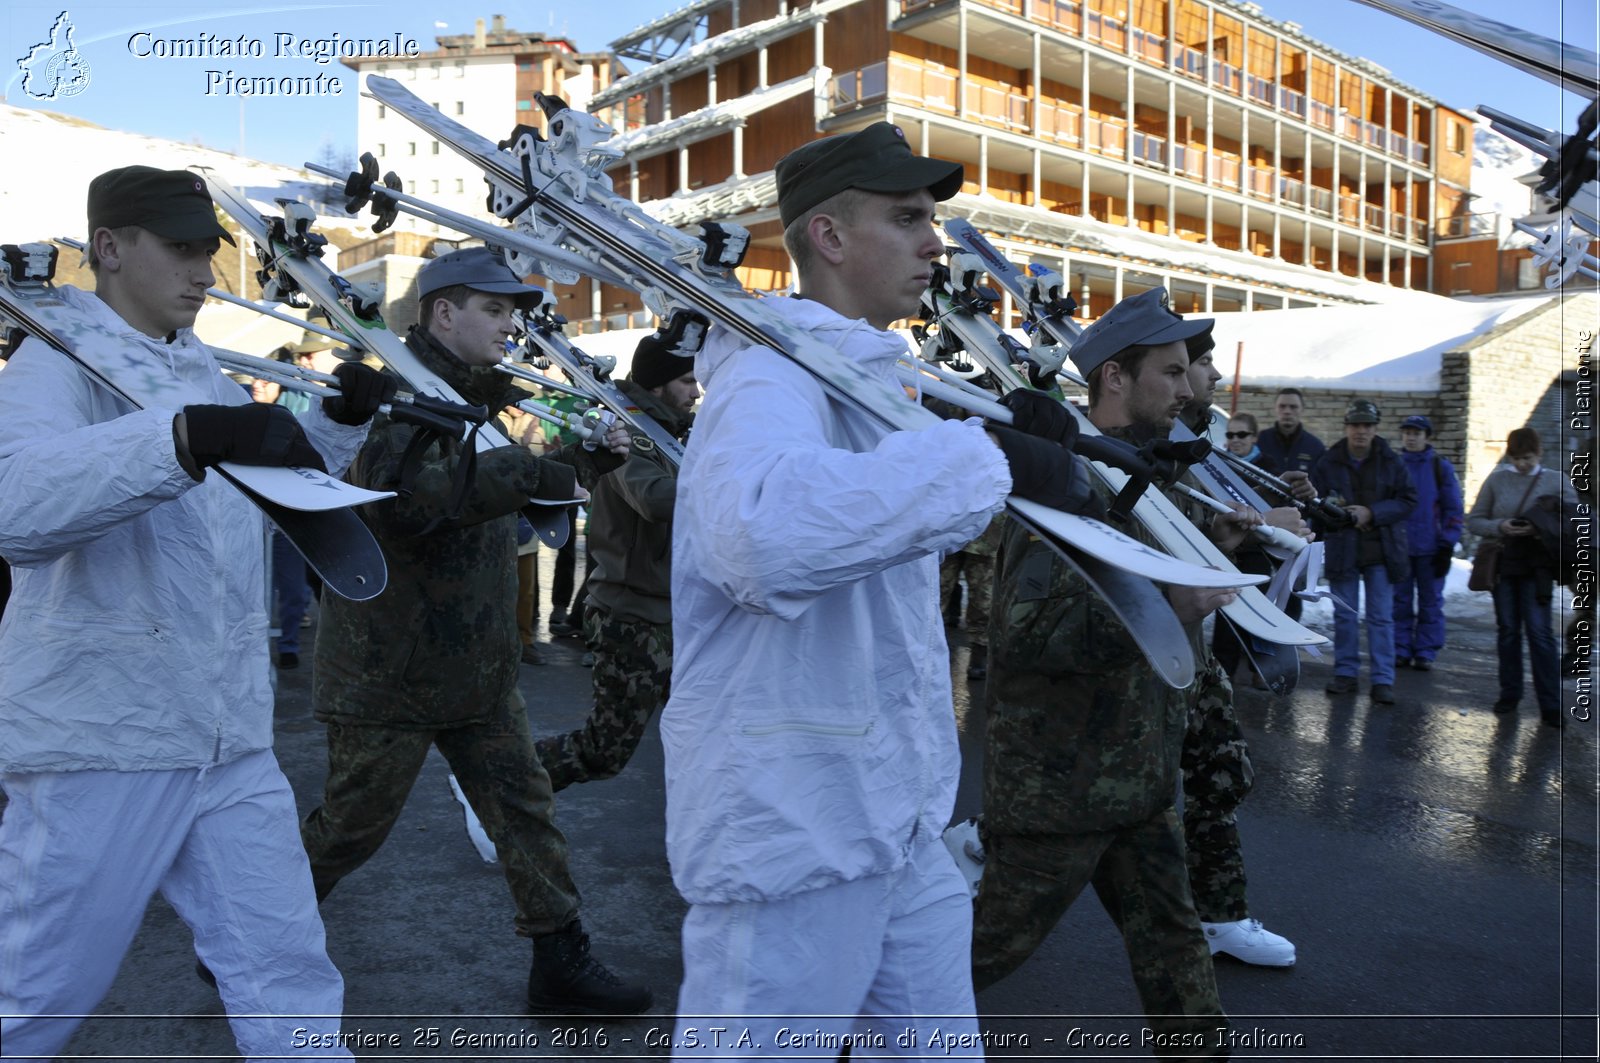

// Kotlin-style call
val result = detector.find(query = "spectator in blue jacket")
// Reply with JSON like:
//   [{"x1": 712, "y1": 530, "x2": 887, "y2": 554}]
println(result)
[
  {"x1": 1392, "y1": 415, "x2": 1464, "y2": 671},
  {"x1": 1293, "y1": 399, "x2": 1417, "y2": 705}
]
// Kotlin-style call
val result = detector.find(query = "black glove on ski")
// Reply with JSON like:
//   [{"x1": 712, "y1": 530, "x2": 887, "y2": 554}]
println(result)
[
  {"x1": 1000, "y1": 388, "x2": 1079, "y2": 448},
  {"x1": 990, "y1": 426, "x2": 1096, "y2": 515},
  {"x1": 323, "y1": 361, "x2": 397, "y2": 426},
  {"x1": 181, "y1": 403, "x2": 328, "y2": 472}
]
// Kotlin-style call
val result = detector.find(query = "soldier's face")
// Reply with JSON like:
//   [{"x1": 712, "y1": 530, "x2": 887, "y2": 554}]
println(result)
[
  {"x1": 1185, "y1": 351, "x2": 1220, "y2": 409},
  {"x1": 656, "y1": 371, "x2": 700, "y2": 414},
  {"x1": 434, "y1": 291, "x2": 515, "y2": 367},
  {"x1": 1126, "y1": 340, "x2": 1193, "y2": 430}
]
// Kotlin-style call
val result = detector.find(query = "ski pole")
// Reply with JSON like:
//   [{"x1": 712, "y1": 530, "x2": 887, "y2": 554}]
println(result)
[
  {"x1": 510, "y1": 397, "x2": 614, "y2": 447},
  {"x1": 304, "y1": 159, "x2": 631, "y2": 290},
  {"x1": 498, "y1": 359, "x2": 597, "y2": 401},
  {"x1": 1209, "y1": 447, "x2": 1353, "y2": 528},
  {"x1": 212, "y1": 349, "x2": 489, "y2": 438}
]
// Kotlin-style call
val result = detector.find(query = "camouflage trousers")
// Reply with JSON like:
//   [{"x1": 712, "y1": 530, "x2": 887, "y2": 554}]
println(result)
[
  {"x1": 535, "y1": 607, "x2": 672, "y2": 793},
  {"x1": 300, "y1": 695, "x2": 580, "y2": 937},
  {"x1": 1180, "y1": 658, "x2": 1254, "y2": 923},
  {"x1": 972, "y1": 809, "x2": 1228, "y2": 1055},
  {"x1": 940, "y1": 550, "x2": 994, "y2": 648}
]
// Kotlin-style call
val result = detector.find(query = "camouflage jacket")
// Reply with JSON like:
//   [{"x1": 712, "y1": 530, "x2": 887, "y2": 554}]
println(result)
[
  {"x1": 579, "y1": 380, "x2": 692, "y2": 626},
  {"x1": 984, "y1": 426, "x2": 1202, "y2": 835},
  {"x1": 313, "y1": 327, "x2": 577, "y2": 729}
]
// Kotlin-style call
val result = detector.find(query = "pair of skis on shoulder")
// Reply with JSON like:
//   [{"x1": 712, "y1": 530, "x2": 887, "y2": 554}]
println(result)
[
  {"x1": 0, "y1": 241, "x2": 391, "y2": 600},
  {"x1": 304, "y1": 155, "x2": 689, "y2": 471},
  {"x1": 919, "y1": 223, "x2": 1323, "y2": 693},
  {"x1": 363, "y1": 74, "x2": 1281, "y2": 689},
  {"x1": 199, "y1": 172, "x2": 596, "y2": 550}
]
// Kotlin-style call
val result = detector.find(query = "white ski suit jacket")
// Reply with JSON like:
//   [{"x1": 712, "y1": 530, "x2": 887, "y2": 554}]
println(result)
[
  {"x1": 661, "y1": 295, "x2": 1011, "y2": 905},
  {"x1": 0, "y1": 287, "x2": 364, "y2": 773}
]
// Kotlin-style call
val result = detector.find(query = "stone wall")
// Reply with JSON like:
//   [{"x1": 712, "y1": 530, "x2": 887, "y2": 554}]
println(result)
[{"x1": 1216, "y1": 293, "x2": 1599, "y2": 536}]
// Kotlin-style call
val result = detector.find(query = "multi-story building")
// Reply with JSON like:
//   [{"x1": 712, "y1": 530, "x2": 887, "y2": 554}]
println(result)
[
  {"x1": 580, "y1": 0, "x2": 1490, "y2": 329},
  {"x1": 341, "y1": 16, "x2": 625, "y2": 233}
]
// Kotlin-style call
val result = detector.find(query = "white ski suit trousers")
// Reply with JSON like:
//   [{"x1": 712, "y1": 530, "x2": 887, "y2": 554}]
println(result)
[
  {"x1": 0, "y1": 749, "x2": 351, "y2": 1061},
  {"x1": 673, "y1": 836, "x2": 982, "y2": 1061}
]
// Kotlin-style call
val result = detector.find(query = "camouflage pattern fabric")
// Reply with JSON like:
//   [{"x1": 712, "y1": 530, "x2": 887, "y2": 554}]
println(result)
[
  {"x1": 972, "y1": 813, "x2": 1226, "y2": 1055},
  {"x1": 313, "y1": 327, "x2": 575, "y2": 730},
  {"x1": 1181, "y1": 656, "x2": 1254, "y2": 923},
  {"x1": 939, "y1": 551, "x2": 994, "y2": 648},
  {"x1": 300, "y1": 692, "x2": 580, "y2": 937},
  {"x1": 975, "y1": 486, "x2": 1225, "y2": 1047},
  {"x1": 536, "y1": 606, "x2": 672, "y2": 792},
  {"x1": 982, "y1": 516, "x2": 1195, "y2": 836}
]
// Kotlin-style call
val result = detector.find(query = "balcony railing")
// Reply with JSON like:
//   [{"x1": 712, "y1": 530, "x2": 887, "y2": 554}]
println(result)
[
  {"x1": 1131, "y1": 130, "x2": 1165, "y2": 165},
  {"x1": 827, "y1": 59, "x2": 1428, "y2": 244},
  {"x1": 898, "y1": 0, "x2": 1434, "y2": 165}
]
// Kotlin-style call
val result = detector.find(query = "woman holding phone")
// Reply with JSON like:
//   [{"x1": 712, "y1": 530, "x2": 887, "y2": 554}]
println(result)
[{"x1": 1467, "y1": 428, "x2": 1570, "y2": 727}]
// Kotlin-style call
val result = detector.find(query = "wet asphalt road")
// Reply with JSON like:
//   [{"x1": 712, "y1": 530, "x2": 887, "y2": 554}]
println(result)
[{"x1": 49, "y1": 571, "x2": 1599, "y2": 1063}]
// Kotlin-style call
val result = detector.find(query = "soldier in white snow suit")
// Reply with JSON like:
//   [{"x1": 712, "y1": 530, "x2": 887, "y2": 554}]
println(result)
[{"x1": 0, "y1": 166, "x2": 389, "y2": 1058}]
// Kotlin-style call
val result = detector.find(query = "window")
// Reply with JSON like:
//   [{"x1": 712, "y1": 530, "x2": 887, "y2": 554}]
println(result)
[
  {"x1": 377, "y1": 104, "x2": 386, "y2": 119},
  {"x1": 455, "y1": 101, "x2": 465, "y2": 115},
  {"x1": 455, "y1": 61, "x2": 466, "y2": 78},
  {"x1": 431, "y1": 61, "x2": 442, "y2": 79},
  {"x1": 456, "y1": 178, "x2": 465, "y2": 193},
  {"x1": 407, "y1": 181, "x2": 416, "y2": 193},
  {"x1": 406, "y1": 63, "x2": 417, "y2": 80},
  {"x1": 431, "y1": 140, "x2": 440, "y2": 155},
  {"x1": 1447, "y1": 121, "x2": 1466, "y2": 154},
  {"x1": 431, "y1": 179, "x2": 440, "y2": 193},
  {"x1": 408, "y1": 142, "x2": 416, "y2": 155},
  {"x1": 376, "y1": 143, "x2": 385, "y2": 156},
  {"x1": 517, "y1": 99, "x2": 532, "y2": 110}
]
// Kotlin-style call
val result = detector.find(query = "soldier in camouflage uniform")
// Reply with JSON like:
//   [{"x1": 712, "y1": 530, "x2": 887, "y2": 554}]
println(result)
[
  {"x1": 1175, "y1": 341, "x2": 1298, "y2": 967},
  {"x1": 300, "y1": 248, "x2": 651, "y2": 1015},
  {"x1": 940, "y1": 516, "x2": 1003, "y2": 679},
  {"x1": 536, "y1": 331, "x2": 697, "y2": 791},
  {"x1": 975, "y1": 289, "x2": 1264, "y2": 1058}
]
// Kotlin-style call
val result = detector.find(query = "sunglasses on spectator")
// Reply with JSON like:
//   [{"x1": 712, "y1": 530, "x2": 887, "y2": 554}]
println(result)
[{"x1": 1225, "y1": 431, "x2": 1255, "y2": 439}]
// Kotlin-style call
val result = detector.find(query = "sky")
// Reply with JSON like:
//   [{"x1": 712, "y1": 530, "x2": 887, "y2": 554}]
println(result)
[{"x1": 2, "y1": 0, "x2": 1596, "y2": 170}]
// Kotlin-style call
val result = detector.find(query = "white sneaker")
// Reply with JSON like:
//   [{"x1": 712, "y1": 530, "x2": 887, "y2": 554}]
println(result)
[
  {"x1": 1201, "y1": 917, "x2": 1296, "y2": 966},
  {"x1": 941, "y1": 817, "x2": 986, "y2": 898}
]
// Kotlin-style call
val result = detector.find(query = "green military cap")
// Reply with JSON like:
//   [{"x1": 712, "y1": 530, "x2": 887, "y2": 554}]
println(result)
[{"x1": 775, "y1": 123, "x2": 963, "y2": 227}]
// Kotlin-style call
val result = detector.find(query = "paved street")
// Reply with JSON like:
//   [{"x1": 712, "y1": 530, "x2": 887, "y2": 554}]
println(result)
[{"x1": 46, "y1": 567, "x2": 1600, "y2": 1062}]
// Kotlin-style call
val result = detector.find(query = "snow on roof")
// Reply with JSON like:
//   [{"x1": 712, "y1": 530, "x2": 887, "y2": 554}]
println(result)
[
  {"x1": 1204, "y1": 292, "x2": 1556, "y2": 391},
  {"x1": 591, "y1": 0, "x2": 858, "y2": 110},
  {"x1": 0, "y1": 103, "x2": 430, "y2": 249},
  {"x1": 601, "y1": 73, "x2": 819, "y2": 160}
]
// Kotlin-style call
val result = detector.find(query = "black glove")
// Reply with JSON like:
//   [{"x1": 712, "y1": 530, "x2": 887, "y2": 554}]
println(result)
[
  {"x1": 1433, "y1": 545, "x2": 1454, "y2": 580},
  {"x1": 181, "y1": 403, "x2": 327, "y2": 472},
  {"x1": 991, "y1": 426, "x2": 1097, "y2": 515},
  {"x1": 1000, "y1": 388, "x2": 1078, "y2": 448},
  {"x1": 323, "y1": 361, "x2": 397, "y2": 426}
]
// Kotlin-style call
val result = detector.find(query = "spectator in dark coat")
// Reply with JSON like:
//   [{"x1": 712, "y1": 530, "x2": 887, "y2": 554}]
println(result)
[{"x1": 1256, "y1": 387, "x2": 1326, "y2": 476}]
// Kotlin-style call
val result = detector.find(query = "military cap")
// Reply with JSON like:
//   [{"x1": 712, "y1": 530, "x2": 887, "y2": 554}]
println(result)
[
  {"x1": 87, "y1": 166, "x2": 235, "y2": 245},
  {"x1": 1068, "y1": 287, "x2": 1214, "y2": 377},
  {"x1": 417, "y1": 247, "x2": 544, "y2": 309},
  {"x1": 776, "y1": 123, "x2": 963, "y2": 227}
]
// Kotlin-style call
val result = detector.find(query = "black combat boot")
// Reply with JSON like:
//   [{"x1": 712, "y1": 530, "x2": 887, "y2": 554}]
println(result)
[
  {"x1": 528, "y1": 921, "x2": 652, "y2": 1014},
  {"x1": 966, "y1": 644, "x2": 988, "y2": 681}
]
